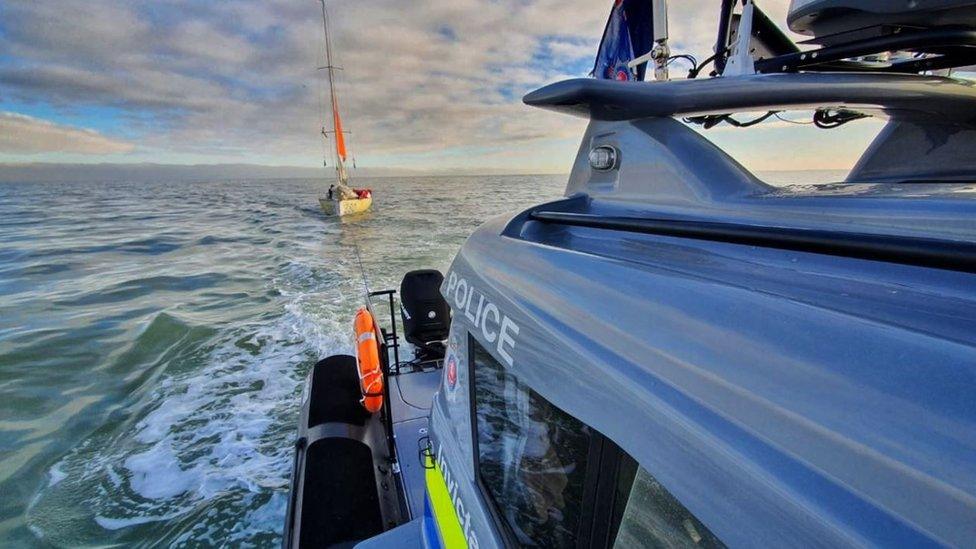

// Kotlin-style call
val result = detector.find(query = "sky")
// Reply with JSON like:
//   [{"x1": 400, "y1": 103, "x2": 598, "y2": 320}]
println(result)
[{"x1": 0, "y1": 0, "x2": 883, "y2": 175}]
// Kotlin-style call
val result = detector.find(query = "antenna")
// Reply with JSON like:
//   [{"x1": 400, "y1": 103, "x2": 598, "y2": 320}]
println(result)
[{"x1": 627, "y1": 0, "x2": 671, "y2": 81}]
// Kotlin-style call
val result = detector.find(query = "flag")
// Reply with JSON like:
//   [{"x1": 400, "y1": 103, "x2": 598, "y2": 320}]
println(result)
[{"x1": 593, "y1": 0, "x2": 654, "y2": 81}]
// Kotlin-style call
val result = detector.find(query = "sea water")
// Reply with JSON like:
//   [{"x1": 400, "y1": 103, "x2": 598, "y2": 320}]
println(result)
[
  {"x1": 0, "y1": 171, "x2": 841, "y2": 546},
  {"x1": 0, "y1": 175, "x2": 563, "y2": 546}
]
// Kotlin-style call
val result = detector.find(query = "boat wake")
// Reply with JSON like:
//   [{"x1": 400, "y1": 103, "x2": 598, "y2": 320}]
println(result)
[{"x1": 27, "y1": 261, "x2": 354, "y2": 546}]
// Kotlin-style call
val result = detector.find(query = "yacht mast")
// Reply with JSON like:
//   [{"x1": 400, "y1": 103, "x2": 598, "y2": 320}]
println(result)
[{"x1": 319, "y1": 0, "x2": 347, "y2": 185}]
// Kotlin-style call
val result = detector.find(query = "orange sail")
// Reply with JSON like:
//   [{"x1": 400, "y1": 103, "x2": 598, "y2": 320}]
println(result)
[{"x1": 332, "y1": 98, "x2": 347, "y2": 162}]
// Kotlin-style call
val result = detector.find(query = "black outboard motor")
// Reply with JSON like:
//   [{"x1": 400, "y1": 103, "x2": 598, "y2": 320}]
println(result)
[{"x1": 399, "y1": 270, "x2": 450, "y2": 360}]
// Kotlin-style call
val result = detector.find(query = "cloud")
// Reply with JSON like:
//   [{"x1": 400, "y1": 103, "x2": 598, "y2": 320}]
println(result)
[
  {"x1": 0, "y1": 112, "x2": 135, "y2": 154},
  {"x1": 546, "y1": 39, "x2": 599, "y2": 62},
  {"x1": 0, "y1": 0, "x2": 799, "y2": 169}
]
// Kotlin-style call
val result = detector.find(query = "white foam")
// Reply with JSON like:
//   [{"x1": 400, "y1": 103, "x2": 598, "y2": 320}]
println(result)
[
  {"x1": 95, "y1": 509, "x2": 189, "y2": 531},
  {"x1": 124, "y1": 442, "x2": 201, "y2": 500},
  {"x1": 105, "y1": 464, "x2": 122, "y2": 488},
  {"x1": 243, "y1": 491, "x2": 287, "y2": 535},
  {"x1": 47, "y1": 463, "x2": 66, "y2": 487}
]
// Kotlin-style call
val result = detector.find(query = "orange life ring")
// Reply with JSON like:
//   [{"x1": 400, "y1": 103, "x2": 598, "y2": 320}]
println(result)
[{"x1": 354, "y1": 307, "x2": 384, "y2": 413}]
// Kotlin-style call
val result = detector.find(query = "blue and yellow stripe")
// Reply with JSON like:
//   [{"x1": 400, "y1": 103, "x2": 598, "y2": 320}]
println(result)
[{"x1": 423, "y1": 455, "x2": 468, "y2": 549}]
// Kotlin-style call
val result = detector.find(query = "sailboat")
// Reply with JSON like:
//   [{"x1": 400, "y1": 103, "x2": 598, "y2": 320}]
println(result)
[{"x1": 317, "y1": 0, "x2": 372, "y2": 217}]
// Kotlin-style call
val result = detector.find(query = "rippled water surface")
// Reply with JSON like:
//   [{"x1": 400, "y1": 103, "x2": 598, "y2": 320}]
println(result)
[{"x1": 0, "y1": 175, "x2": 564, "y2": 547}]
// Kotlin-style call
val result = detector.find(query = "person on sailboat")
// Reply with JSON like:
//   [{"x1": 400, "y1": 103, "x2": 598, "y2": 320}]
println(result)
[{"x1": 328, "y1": 185, "x2": 335, "y2": 200}]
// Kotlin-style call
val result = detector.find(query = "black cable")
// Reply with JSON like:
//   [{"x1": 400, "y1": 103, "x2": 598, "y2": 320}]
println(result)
[
  {"x1": 689, "y1": 109, "x2": 871, "y2": 130},
  {"x1": 725, "y1": 111, "x2": 778, "y2": 127},
  {"x1": 813, "y1": 109, "x2": 869, "y2": 129},
  {"x1": 666, "y1": 54, "x2": 698, "y2": 70},
  {"x1": 686, "y1": 104, "x2": 872, "y2": 131},
  {"x1": 688, "y1": 48, "x2": 729, "y2": 79},
  {"x1": 773, "y1": 112, "x2": 814, "y2": 125},
  {"x1": 685, "y1": 110, "x2": 779, "y2": 129}
]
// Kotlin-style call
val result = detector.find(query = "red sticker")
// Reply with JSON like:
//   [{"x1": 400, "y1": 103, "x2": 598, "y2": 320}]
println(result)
[{"x1": 446, "y1": 357, "x2": 458, "y2": 387}]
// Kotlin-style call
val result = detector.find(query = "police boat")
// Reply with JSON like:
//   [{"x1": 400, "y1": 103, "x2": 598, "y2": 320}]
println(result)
[{"x1": 285, "y1": 1, "x2": 976, "y2": 547}]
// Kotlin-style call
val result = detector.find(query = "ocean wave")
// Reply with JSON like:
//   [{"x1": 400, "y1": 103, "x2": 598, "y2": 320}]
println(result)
[
  {"x1": 53, "y1": 274, "x2": 230, "y2": 307},
  {"x1": 27, "y1": 236, "x2": 186, "y2": 259}
]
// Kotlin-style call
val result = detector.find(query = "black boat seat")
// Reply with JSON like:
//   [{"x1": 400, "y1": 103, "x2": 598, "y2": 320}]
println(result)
[
  {"x1": 288, "y1": 355, "x2": 387, "y2": 549},
  {"x1": 299, "y1": 437, "x2": 383, "y2": 548},
  {"x1": 399, "y1": 270, "x2": 450, "y2": 359},
  {"x1": 307, "y1": 355, "x2": 371, "y2": 427}
]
